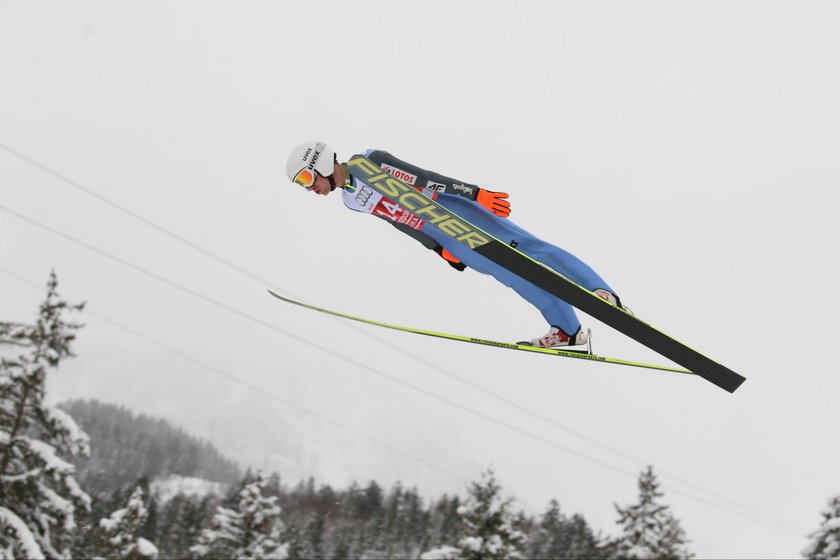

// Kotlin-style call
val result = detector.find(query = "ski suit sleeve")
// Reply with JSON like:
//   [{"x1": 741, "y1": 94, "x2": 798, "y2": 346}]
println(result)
[
  {"x1": 367, "y1": 150, "x2": 481, "y2": 201},
  {"x1": 388, "y1": 221, "x2": 438, "y2": 250},
  {"x1": 386, "y1": 221, "x2": 464, "y2": 271},
  {"x1": 370, "y1": 212, "x2": 464, "y2": 269}
]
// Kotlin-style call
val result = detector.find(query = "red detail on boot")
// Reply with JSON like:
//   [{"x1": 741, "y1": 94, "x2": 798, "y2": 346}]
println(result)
[{"x1": 534, "y1": 327, "x2": 571, "y2": 348}]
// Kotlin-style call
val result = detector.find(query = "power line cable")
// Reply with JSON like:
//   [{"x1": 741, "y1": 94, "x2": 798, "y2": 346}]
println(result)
[
  {"x1": 0, "y1": 204, "x2": 806, "y2": 535},
  {"x1": 0, "y1": 203, "x2": 651, "y2": 480},
  {"x1": 0, "y1": 265, "x2": 471, "y2": 484},
  {"x1": 0, "y1": 142, "x2": 805, "y2": 532}
]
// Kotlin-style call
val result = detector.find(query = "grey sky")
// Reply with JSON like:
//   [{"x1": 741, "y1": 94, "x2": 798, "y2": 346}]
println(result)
[{"x1": 2, "y1": 2, "x2": 839, "y2": 557}]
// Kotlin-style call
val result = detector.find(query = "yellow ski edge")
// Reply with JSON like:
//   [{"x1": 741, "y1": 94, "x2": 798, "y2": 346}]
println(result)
[{"x1": 267, "y1": 290, "x2": 694, "y2": 377}]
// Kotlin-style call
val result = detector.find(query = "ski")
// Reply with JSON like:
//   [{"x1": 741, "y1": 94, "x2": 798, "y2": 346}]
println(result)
[
  {"x1": 268, "y1": 290, "x2": 694, "y2": 376},
  {"x1": 345, "y1": 155, "x2": 746, "y2": 393}
]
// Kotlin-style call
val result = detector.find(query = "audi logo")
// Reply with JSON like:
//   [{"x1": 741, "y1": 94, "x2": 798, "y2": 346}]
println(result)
[{"x1": 355, "y1": 186, "x2": 373, "y2": 205}]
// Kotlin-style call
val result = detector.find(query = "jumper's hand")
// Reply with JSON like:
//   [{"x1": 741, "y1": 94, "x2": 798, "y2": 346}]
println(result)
[
  {"x1": 434, "y1": 244, "x2": 467, "y2": 272},
  {"x1": 476, "y1": 189, "x2": 511, "y2": 218}
]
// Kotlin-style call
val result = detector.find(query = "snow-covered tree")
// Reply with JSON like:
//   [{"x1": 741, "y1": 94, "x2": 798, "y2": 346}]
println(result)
[
  {"x1": 523, "y1": 499, "x2": 603, "y2": 559},
  {"x1": 0, "y1": 271, "x2": 90, "y2": 559},
  {"x1": 191, "y1": 471, "x2": 289, "y2": 560},
  {"x1": 802, "y1": 494, "x2": 840, "y2": 559},
  {"x1": 611, "y1": 466, "x2": 692, "y2": 560},
  {"x1": 99, "y1": 486, "x2": 158, "y2": 559},
  {"x1": 422, "y1": 468, "x2": 526, "y2": 560}
]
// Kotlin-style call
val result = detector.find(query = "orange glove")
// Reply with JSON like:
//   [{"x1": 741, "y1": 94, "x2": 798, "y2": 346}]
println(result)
[
  {"x1": 476, "y1": 188, "x2": 511, "y2": 218},
  {"x1": 434, "y1": 245, "x2": 466, "y2": 271}
]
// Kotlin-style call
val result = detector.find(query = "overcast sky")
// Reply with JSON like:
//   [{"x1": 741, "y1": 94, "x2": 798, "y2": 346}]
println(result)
[{"x1": 2, "y1": 2, "x2": 839, "y2": 557}]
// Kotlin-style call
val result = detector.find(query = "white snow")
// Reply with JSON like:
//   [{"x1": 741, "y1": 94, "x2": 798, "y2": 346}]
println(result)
[
  {"x1": 462, "y1": 536, "x2": 483, "y2": 552},
  {"x1": 36, "y1": 481, "x2": 75, "y2": 530},
  {"x1": 43, "y1": 405, "x2": 90, "y2": 456},
  {"x1": 485, "y1": 534, "x2": 503, "y2": 554},
  {"x1": 419, "y1": 545, "x2": 461, "y2": 560},
  {"x1": 135, "y1": 537, "x2": 159, "y2": 559},
  {"x1": 24, "y1": 438, "x2": 75, "y2": 475},
  {"x1": 64, "y1": 475, "x2": 92, "y2": 509},
  {"x1": 150, "y1": 474, "x2": 228, "y2": 503},
  {"x1": 99, "y1": 508, "x2": 126, "y2": 532},
  {"x1": 0, "y1": 467, "x2": 39, "y2": 484},
  {"x1": 0, "y1": 506, "x2": 46, "y2": 560}
]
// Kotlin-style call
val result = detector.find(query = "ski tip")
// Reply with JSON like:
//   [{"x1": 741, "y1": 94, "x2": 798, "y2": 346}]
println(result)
[{"x1": 266, "y1": 289, "x2": 292, "y2": 303}]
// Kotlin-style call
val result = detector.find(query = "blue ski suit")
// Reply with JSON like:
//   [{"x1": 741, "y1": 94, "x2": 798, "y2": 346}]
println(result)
[{"x1": 342, "y1": 150, "x2": 615, "y2": 335}]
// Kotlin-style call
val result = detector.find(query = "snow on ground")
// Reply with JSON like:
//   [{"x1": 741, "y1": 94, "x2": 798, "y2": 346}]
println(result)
[{"x1": 150, "y1": 475, "x2": 228, "y2": 503}]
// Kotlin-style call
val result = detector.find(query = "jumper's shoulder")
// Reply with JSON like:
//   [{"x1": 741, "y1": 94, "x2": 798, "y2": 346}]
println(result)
[{"x1": 365, "y1": 149, "x2": 392, "y2": 165}]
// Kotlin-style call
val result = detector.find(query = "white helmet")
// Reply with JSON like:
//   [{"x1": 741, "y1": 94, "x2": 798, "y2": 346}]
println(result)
[{"x1": 286, "y1": 141, "x2": 336, "y2": 188}]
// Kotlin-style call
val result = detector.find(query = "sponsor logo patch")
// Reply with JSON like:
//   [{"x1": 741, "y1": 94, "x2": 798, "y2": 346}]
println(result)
[
  {"x1": 307, "y1": 149, "x2": 321, "y2": 171},
  {"x1": 381, "y1": 164, "x2": 417, "y2": 185},
  {"x1": 372, "y1": 198, "x2": 424, "y2": 230},
  {"x1": 451, "y1": 183, "x2": 472, "y2": 195},
  {"x1": 355, "y1": 185, "x2": 374, "y2": 206}
]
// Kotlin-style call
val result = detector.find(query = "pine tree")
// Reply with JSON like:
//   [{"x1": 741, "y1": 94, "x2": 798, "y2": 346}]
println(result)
[
  {"x1": 802, "y1": 494, "x2": 840, "y2": 559},
  {"x1": 401, "y1": 486, "x2": 430, "y2": 556},
  {"x1": 436, "y1": 495, "x2": 463, "y2": 549},
  {"x1": 154, "y1": 493, "x2": 188, "y2": 559},
  {"x1": 331, "y1": 531, "x2": 352, "y2": 560},
  {"x1": 281, "y1": 523, "x2": 306, "y2": 560},
  {"x1": 422, "y1": 468, "x2": 526, "y2": 560},
  {"x1": 141, "y1": 494, "x2": 159, "y2": 549},
  {"x1": 147, "y1": 491, "x2": 218, "y2": 558},
  {"x1": 564, "y1": 513, "x2": 602, "y2": 559},
  {"x1": 0, "y1": 271, "x2": 91, "y2": 559},
  {"x1": 360, "y1": 509, "x2": 389, "y2": 559},
  {"x1": 611, "y1": 466, "x2": 692, "y2": 560},
  {"x1": 191, "y1": 471, "x2": 289, "y2": 560},
  {"x1": 302, "y1": 512, "x2": 325, "y2": 559},
  {"x1": 528, "y1": 499, "x2": 568, "y2": 559},
  {"x1": 99, "y1": 486, "x2": 159, "y2": 559}
]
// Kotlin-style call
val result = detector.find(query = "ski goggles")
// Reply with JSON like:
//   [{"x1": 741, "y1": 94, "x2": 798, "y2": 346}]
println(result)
[{"x1": 293, "y1": 168, "x2": 317, "y2": 188}]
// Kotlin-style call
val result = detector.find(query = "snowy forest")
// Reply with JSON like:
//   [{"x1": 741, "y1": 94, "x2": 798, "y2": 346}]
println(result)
[{"x1": 2, "y1": 274, "x2": 839, "y2": 559}]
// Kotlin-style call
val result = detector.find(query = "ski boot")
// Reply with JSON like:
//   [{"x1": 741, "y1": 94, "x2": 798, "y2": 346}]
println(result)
[
  {"x1": 519, "y1": 326, "x2": 590, "y2": 349},
  {"x1": 594, "y1": 289, "x2": 634, "y2": 316}
]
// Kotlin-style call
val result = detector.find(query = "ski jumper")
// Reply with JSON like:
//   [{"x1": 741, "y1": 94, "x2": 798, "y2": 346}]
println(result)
[{"x1": 341, "y1": 150, "x2": 615, "y2": 335}]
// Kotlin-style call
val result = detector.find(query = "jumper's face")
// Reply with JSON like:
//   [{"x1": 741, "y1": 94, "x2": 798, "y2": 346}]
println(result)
[
  {"x1": 301, "y1": 161, "x2": 343, "y2": 196},
  {"x1": 306, "y1": 172, "x2": 333, "y2": 196}
]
